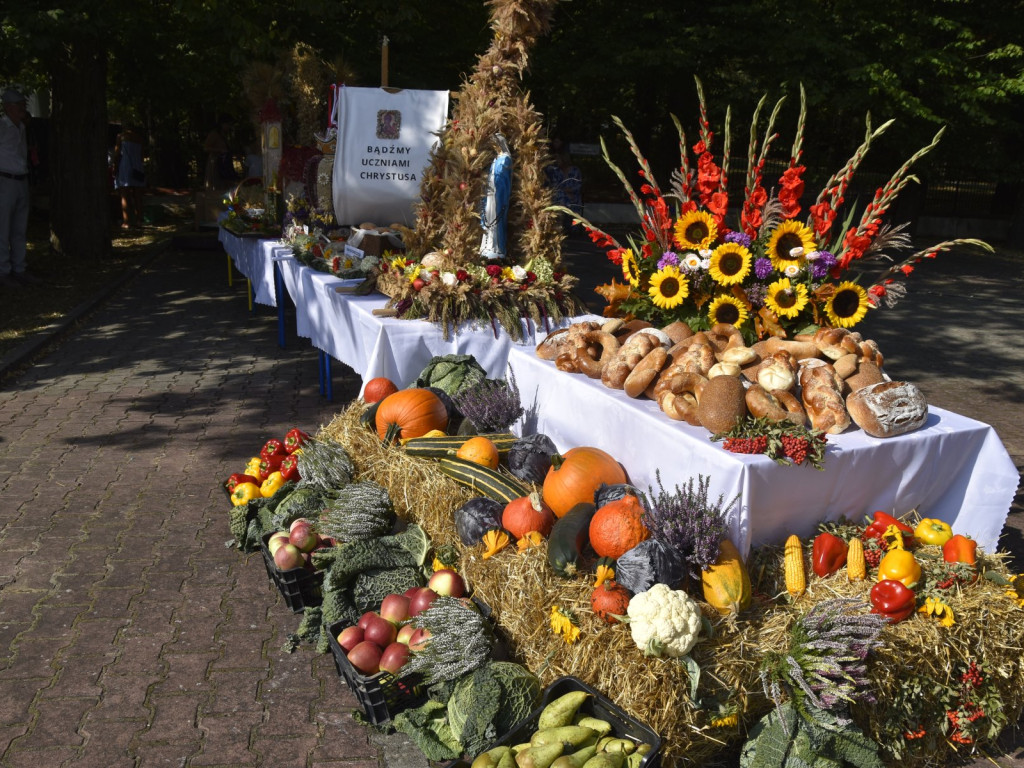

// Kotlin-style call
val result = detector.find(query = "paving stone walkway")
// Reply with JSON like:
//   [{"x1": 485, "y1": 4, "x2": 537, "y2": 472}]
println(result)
[{"x1": 0, "y1": 233, "x2": 1021, "y2": 767}]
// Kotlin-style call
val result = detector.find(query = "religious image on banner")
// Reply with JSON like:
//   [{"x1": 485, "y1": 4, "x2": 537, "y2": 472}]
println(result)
[{"x1": 332, "y1": 86, "x2": 449, "y2": 227}]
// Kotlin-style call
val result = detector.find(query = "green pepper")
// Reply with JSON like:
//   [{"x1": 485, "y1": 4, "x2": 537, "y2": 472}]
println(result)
[
  {"x1": 870, "y1": 579, "x2": 916, "y2": 623},
  {"x1": 914, "y1": 518, "x2": 953, "y2": 546},
  {"x1": 812, "y1": 531, "x2": 848, "y2": 578},
  {"x1": 942, "y1": 534, "x2": 977, "y2": 565}
]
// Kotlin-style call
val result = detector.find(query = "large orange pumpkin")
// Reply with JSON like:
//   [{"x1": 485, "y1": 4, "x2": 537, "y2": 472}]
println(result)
[
  {"x1": 542, "y1": 447, "x2": 627, "y2": 518},
  {"x1": 502, "y1": 492, "x2": 556, "y2": 540},
  {"x1": 375, "y1": 388, "x2": 448, "y2": 442},
  {"x1": 589, "y1": 494, "x2": 650, "y2": 559}
]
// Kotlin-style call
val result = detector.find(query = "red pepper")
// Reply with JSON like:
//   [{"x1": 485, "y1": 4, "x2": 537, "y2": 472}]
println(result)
[
  {"x1": 863, "y1": 510, "x2": 915, "y2": 543},
  {"x1": 261, "y1": 438, "x2": 287, "y2": 461},
  {"x1": 257, "y1": 454, "x2": 284, "y2": 480},
  {"x1": 870, "y1": 579, "x2": 917, "y2": 623},
  {"x1": 284, "y1": 428, "x2": 309, "y2": 454},
  {"x1": 279, "y1": 454, "x2": 301, "y2": 482},
  {"x1": 226, "y1": 473, "x2": 261, "y2": 493},
  {"x1": 812, "y1": 531, "x2": 849, "y2": 578},
  {"x1": 942, "y1": 534, "x2": 977, "y2": 565}
]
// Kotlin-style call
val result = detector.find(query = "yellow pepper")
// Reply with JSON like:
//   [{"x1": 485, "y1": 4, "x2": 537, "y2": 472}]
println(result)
[
  {"x1": 260, "y1": 471, "x2": 285, "y2": 498},
  {"x1": 914, "y1": 518, "x2": 953, "y2": 546},
  {"x1": 244, "y1": 456, "x2": 263, "y2": 477},
  {"x1": 877, "y1": 548, "x2": 922, "y2": 588},
  {"x1": 231, "y1": 482, "x2": 262, "y2": 506}
]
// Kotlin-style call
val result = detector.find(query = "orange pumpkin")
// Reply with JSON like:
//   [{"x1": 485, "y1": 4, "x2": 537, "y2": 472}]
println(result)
[
  {"x1": 502, "y1": 491, "x2": 556, "y2": 540},
  {"x1": 591, "y1": 580, "x2": 631, "y2": 624},
  {"x1": 375, "y1": 388, "x2": 448, "y2": 442},
  {"x1": 589, "y1": 494, "x2": 650, "y2": 559},
  {"x1": 456, "y1": 436, "x2": 500, "y2": 470},
  {"x1": 363, "y1": 376, "x2": 399, "y2": 404},
  {"x1": 542, "y1": 446, "x2": 627, "y2": 518}
]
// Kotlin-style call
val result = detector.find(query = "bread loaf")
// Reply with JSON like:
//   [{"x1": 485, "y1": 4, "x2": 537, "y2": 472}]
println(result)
[
  {"x1": 843, "y1": 360, "x2": 886, "y2": 395},
  {"x1": 697, "y1": 375, "x2": 748, "y2": 433},
  {"x1": 624, "y1": 346, "x2": 668, "y2": 397},
  {"x1": 846, "y1": 381, "x2": 928, "y2": 438}
]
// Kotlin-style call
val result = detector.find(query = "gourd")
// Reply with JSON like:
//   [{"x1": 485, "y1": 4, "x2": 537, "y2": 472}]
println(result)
[
  {"x1": 784, "y1": 534, "x2": 806, "y2": 597},
  {"x1": 542, "y1": 447, "x2": 628, "y2": 518},
  {"x1": 502, "y1": 492, "x2": 556, "y2": 540},
  {"x1": 547, "y1": 502, "x2": 597, "y2": 577},
  {"x1": 506, "y1": 433, "x2": 558, "y2": 484},
  {"x1": 456, "y1": 436, "x2": 500, "y2": 469},
  {"x1": 402, "y1": 432, "x2": 517, "y2": 458},
  {"x1": 589, "y1": 494, "x2": 649, "y2": 560},
  {"x1": 591, "y1": 581, "x2": 630, "y2": 624},
  {"x1": 375, "y1": 388, "x2": 449, "y2": 443},
  {"x1": 363, "y1": 376, "x2": 399, "y2": 404},
  {"x1": 700, "y1": 539, "x2": 752, "y2": 615},
  {"x1": 455, "y1": 497, "x2": 505, "y2": 546},
  {"x1": 437, "y1": 457, "x2": 530, "y2": 503}
]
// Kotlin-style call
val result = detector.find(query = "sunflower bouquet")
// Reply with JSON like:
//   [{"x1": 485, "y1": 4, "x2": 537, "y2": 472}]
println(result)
[{"x1": 557, "y1": 78, "x2": 991, "y2": 340}]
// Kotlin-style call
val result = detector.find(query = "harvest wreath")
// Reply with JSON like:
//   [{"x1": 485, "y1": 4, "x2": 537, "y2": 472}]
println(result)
[{"x1": 267, "y1": 397, "x2": 1024, "y2": 768}]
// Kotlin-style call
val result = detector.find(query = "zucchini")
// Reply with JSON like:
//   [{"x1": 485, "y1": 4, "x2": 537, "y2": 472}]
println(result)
[
  {"x1": 403, "y1": 432, "x2": 518, "y2": 458},
  {"x1": 548, "y1": 502, "x2": 597, "y2": 577},
  {"x1": 360, "y1": 400, "x2": 381, "y2": 430},
  {"x1": 437, "y1": 457, "x2": 530, "y2": 503}
]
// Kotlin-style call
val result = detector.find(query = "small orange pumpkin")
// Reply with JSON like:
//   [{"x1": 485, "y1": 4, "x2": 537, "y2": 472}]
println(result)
[
  {"x1": 502, "y1": 491, "x2": 556, "y2": 540},
  {"x1": 456, "y1": 436, "x2": 500, "y2": 470},
  {"x1": 363, "y1": 376, "x2": 399, "y2": 404},
  {"x1": 589, "y1": 494, "x2": 650, "y2": 559},
  {"x1": 375, "y1": 388, "x2": 449, "y2": 443},
  {"x1": 542, "y1": 447, "x2": 627, "y2": 518},
  {"x1": 591, "y1": 580, "x2": 631, "y2": 624}
]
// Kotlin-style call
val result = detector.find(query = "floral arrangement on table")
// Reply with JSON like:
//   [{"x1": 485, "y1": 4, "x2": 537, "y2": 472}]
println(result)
[
  {"x1": 280, "y1": 194, "x2": 383, "y2": 279},
  {"x1": 220, "y1": 179, "x2": 281, "y2": 237},
  {"x1": 555, "y1": 78, "x2": 992, "y2": 340}
]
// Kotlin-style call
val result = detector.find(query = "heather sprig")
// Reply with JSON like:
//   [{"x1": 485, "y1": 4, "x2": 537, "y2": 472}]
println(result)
[
  {"x1": 641, "y1": 472, "x2": 735, "y2": 580},
  {"x1": 453, "y1": 370, "x2": 524, "y2": 432}
]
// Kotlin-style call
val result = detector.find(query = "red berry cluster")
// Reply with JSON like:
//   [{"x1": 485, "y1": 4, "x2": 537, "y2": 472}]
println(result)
[
  {"x1": 947, "y1": 662, "x2": 987, "y2": 744},
  {"x1": 781, "y1": 434, "x2": 812, "y2": 464},
  {"x1": 961, "y1": 662, "x2": 983, "y2": 688},
  {"x1": 862, "y1": 544, "x2": 883, "y2": 568},
  {"x1": 723, "y1": 436, "x2": 768, "y2": 454}
]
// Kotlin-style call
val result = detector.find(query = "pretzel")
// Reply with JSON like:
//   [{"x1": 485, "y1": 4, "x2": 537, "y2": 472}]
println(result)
[
  {"x1": 657, "y1": 372, "x2": 708, "y2": 426},
  {"x1": 574, "y1": 330, "x2": 620, "y2": 379}
]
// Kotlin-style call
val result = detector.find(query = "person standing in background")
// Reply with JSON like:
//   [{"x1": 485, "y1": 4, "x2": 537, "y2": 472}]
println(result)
[
  {"x1": 113, "y1": 125, "x2": 145, "y2": 229},
  {"x1": 0, "y1": 87, "x2": 40, "y2": 288}
]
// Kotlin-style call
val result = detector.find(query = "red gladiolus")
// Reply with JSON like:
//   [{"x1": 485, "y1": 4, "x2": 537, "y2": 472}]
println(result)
[{"x1": 778, "y1": 166, "x2": 806, "y2": 219}]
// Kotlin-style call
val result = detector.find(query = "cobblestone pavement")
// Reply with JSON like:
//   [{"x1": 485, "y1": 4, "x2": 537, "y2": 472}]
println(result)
[{"x1": 0, "y1": 235, "x2": 1021, "y2": 767}]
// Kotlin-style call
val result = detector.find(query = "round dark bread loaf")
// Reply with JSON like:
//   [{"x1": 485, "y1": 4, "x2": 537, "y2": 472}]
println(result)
[
  {"x1": 846, "y1": 380, "x2": 928, "y2": 438},
  {"x1": 697, "y1": 374, "x2": 748, "y2": 433}
]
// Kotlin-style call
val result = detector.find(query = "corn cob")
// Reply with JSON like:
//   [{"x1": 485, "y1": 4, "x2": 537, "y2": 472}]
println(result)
[
  {"x1": 784, "y1": 534, "x2": 806, "y2": 597},
  {"x1": 846, "y1": 536, "x2": 866, "y2": 581}
]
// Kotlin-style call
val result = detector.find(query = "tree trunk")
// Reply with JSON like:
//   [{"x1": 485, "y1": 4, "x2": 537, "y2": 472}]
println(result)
[{"x1": 50, "y1": 38, "x2": 111, "y2": 259}]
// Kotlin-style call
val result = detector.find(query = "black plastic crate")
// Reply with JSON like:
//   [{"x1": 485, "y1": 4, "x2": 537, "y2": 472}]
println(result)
[
  {"x1": 260, "y1": 532, "x2": 324, "y2": 613},
  {"x1": 327, "y1": 620, "x2": 424, "y2": 726},
  {"x1": 471, "y1": 675, "x2": 662, "y2": 768}
]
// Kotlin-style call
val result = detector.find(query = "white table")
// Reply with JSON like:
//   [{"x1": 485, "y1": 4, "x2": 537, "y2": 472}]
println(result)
[
  {"x1": 218, "y1": 228, "x2": 287, "y2": 308},
  {"x1": 508, "y1": 344, "x2": 1020, "y2": 556}
]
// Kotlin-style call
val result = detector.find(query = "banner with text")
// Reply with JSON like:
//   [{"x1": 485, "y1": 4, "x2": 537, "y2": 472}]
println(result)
[{"x1": 332, "y1": 86, "x2": 449, "y2": 227}]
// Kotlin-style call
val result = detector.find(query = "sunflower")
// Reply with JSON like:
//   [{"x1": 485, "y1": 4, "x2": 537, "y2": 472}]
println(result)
[
  {"x1": 707, "y1": 294, "x2": 749, "y2": 327},
  {"x1": 621, "y1": 248, "x2": 642, "y2": 287},
  {"x1": 649, "y1": 266, "x2": 688, "y2": 309},
  {"x1": 824, "y1": 281, "x2": 870, "y2": 327},
  {"x1": 764, "y1": 278, "x2": 809, "y2": 319},
  {"x1": 766, "y1": 220, "x2": 816, "y2": 271},
  {"x1": 708, "y1": 243, "x2": 752, "y2": 285},
  {"x1": 674, "y1": 210, "x2": 718, "y2": 250}
]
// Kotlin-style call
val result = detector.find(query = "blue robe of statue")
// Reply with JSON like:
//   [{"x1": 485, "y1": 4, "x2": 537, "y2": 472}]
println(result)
[{"x1": 480, "y1": 136, "x2": 512, "y2": 260}]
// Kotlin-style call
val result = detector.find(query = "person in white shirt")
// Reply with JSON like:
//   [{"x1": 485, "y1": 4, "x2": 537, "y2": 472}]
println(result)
[{"x1": 0, "y1": 87, "x2": 40, "y2": 288}]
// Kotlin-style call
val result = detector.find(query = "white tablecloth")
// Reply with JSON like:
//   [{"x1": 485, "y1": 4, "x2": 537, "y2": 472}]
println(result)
[
  {"x1": 218, "y1": 228, "x2": 287, "y2": 307},
  {"x1": 508, "y1": 345, "x2": 1019, "y2": 556}
]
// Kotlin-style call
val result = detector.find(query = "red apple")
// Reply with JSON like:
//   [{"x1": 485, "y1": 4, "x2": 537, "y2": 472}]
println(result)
[
  {"x1": 289, "y1": 517, "x2": 311, "y2": 533},
  {"x1": 337, "y1": 625, "x2": 364, "y2": 653},
  {"x1": 357, "y1": 611, "x2": 379, "y2": 631},
  {"x1": 273, "y1": 543, "x2": 304, "y2": 571},
  {"x1": 408, "y1": 587, "x2": 439, "y2": 617},
  {"x1": 427, "y1": 569, "x2": 466, "y2": 598},
  {"x1": 380, "y1": 593, "x2": 411, "y2": 625},
  {"x1": 347, "y1": 640, "x2": 383, "y2": 675},
  {"x1": 266, "y1": 531, "x2": 290, "y2": 556},
  {"x1": 409, "y1": 627, "x2": 432, "y2": 652},
  {"x1": 412, "y1": 277, "x2": 425, "y2": 291},
  {"x1": 403, "y1": 586, "x2": 421, "y2": 599},
  {"x1": 379, "y1": 641, "x2": 411, "y2": 674},
  {"x1": 289, "y1": 521, "x2": 319, "y2": 553},
  {"x1": 362, "y1": 613, "x2": 398, "y2": 647},
  {"x1": 396, "y1": 624, "x2": 416, "y2": 645}
]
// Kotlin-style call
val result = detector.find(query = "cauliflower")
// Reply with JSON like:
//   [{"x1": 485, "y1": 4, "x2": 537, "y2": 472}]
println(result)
[{"x1": 626, "y1": 583, "x2": 702, "y2": 658}]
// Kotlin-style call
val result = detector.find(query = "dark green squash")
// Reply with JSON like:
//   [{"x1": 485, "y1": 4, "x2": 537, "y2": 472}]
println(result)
[
  {"x1": 360, "y1": 399, "x2": 382, "y2": 429},
  {"x1": 547, "y1": 501, "x2": 597, "y2": 577},
  {"x1": 507, "y1": 433, "x2": 557, "y2": 484},
  {"x1": 455, "y1": 497, "x2": 506, "y2": 546}
]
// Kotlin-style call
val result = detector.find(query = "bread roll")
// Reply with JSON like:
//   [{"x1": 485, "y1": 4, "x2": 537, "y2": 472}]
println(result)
[
  {"x1": 843, "y1": 360, "x2": 886, "y2": 395},
  {"x1": 846, "y1": 381, "x2": 928, "y2": 438},
  {"x1": 697, "y1": 375, "x2": 748, "y2": 433},
  {"x1": 658, "y1": 372, "x2": 708, "y2": 425},
  {"x1": 602, "y1": 332, "x2": 658, "y2": 389},
  {"x1": 757, "y1": 352, "x2": 798, "y2": 392},
  {"x1": 536, "y1": 328, "x2": 571, "y2": 360},
  {"x1": 624, "y1": 346, "x2": 668, "y2": 397},
  {"x1": 661, "y1": 321, "x2": 694, "y2": 345}
]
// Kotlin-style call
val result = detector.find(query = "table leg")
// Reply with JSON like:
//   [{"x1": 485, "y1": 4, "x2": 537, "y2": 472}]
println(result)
[
  {"x1": 325, "y1": 354, "x2": 333, "y2": 401},
  {"x1": 226, "y1": 253, "x2": 233, "y2": 286},
  {"x1": 247, "y1": 279, "x2": 254, "y2": 313},
  {"x1": 318, "y1": 350, "x2": 326, "y2": 397},
  {"x1": 274, "y1": 262, "x2": 286, "y2": 349}
]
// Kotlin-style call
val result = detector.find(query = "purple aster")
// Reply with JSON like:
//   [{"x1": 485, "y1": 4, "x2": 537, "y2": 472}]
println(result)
[
  {"x1": 724, "y1": 231, "x2": 752, "y2": 248},
  {"x1": 746, "y1": 283, "x2": 767, "y2": 308},
  {"x1": 754, "y1": 257, "x2": 773, "y2": 279},
  {"x1": 811, "y1": 250, "x2": 836, "y2": 279},
  {"x1": 658, "y1": 251, "x2": 680, "y2": 270}
]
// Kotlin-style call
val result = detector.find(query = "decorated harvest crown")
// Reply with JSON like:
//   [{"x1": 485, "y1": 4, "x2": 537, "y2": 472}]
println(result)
[{"x1": 557, "y1": 78, "x2": 990, "y2": 340}]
